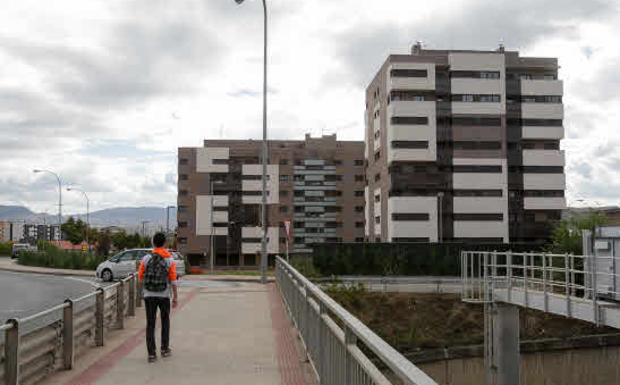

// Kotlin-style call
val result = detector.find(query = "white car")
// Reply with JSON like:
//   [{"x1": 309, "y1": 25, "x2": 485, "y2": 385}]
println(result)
[{"x1": 96, "y1": 248, "x2": 186, "y2": 282}]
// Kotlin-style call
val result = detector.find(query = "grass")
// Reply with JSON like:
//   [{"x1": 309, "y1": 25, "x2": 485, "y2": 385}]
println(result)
[
  {"x1": 18, "y1": 242, "x2": 105, "y2": 270},
  {"x1": 326, "y1": 285, "x2": 615, "y2": 352},
  {"x1": 0, "y1": 242, "x2": 12, "y2": 257}
]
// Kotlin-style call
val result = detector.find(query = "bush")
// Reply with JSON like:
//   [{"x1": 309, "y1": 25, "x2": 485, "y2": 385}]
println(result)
[
  {"x1": 312, "y1": 242, "x2": 544, "y2": 277},
  {"x1": 18, "y1": 242, "x2": 106, "y2": 270},
  {"x1": 0, "y1": 242, "x2": 12, "y2": 256}
]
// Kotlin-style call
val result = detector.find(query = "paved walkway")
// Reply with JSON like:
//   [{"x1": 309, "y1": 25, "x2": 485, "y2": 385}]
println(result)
[{"x1": 43, "y1": 281, "x2": 314, "y2": 385}]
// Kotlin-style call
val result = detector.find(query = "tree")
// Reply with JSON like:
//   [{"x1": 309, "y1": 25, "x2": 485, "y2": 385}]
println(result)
[
  {"x1": 548, "y1": 212, "x2": 608, "y2": 254},
  {"x1": 61, "y1": 217, "x2": 88, "y2": 245},
  {"x1": 96, "y1": 230, "x2": 112, "y2": 256}
]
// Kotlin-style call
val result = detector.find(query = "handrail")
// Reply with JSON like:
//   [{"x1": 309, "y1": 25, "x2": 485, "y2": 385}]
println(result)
[
  {"x1": 1, "y1": 273, "x2": 139, "y2": 385},
  {"x1": 276, "y1": 257, "x2": 438, "y2": 385}
]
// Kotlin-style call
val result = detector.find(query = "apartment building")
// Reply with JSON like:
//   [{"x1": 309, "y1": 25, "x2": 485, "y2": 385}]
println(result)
[
  {"x1": 177, "y1": 134, "x2": 365, "y2": 266},
  {"x1": 365, "y1": 45, "x2": 565, "y2": 244}
]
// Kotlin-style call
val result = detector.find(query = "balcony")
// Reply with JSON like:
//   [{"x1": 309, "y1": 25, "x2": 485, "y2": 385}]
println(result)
[
  {"x1": 522, "y1": 125, "x2": 564, "y2": 140},
  {"x1": 524, "y1": 197, "x2": 566, "y2": 210},
  {"x1": 521, "y1": 103, "x2": 564, "y2": 119},
  {"x1": 451, "y1": 102, "x2": 503, "y2": 115},
  {"x1": 523, "y1": 173, "x2": 566, "y2": 190},
  {"x1": 450, "y1": 78, "x2": 501, "y2": 95},
  {"x1": 387, "y1": 100, "x2": 435, "y2": 119},
  {"x1": 520, "y1": 79, "x2": 563, "y2": 96},
  {"x1": 522, "y1": 150, "x2": 565, "y2": 167}
]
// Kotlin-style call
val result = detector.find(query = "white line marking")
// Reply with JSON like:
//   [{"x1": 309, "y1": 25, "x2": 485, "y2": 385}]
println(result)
[{"x1": 64, "y1": 276, "x2": 102, "y2": 288}]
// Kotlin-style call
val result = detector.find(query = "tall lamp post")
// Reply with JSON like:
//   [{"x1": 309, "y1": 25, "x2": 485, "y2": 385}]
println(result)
[
  {"x1": 67, "y1": 187, "x2": 90, "y2": 248},
  {"x1": 33, "y1": 169, "x2": 63, "y2": 241},
  {"x1": 233, "y1": 0, "x2": 269, "y2": 284}
]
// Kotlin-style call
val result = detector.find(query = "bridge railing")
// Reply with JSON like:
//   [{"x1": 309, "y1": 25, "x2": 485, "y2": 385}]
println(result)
[
  {"x1": 0, "y1": 274, "x2": 139, "y2": 385},
  {"x1": 276, "y1": 257, "x2": 437, "y2": 385}
]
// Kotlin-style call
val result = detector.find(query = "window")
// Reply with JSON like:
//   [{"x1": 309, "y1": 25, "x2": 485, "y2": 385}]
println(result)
[
  {"x1": 355, "y1": 206, "x2": 364, "y2": 212},
  {"x1": 325, "y1": 175, "x2": 342, "y2": 181},
  {"x1": 374, "y1": 194, "x2": 380, "y2": 202},
  {"x1": 178, "y1": 237, "x2": 188, "y2": 244},
  {"x1": 518, "y1": 166, "x2": 564, "y2": 174},
  {"x1": 213, "y1": 206, "x2": 228, "y2": 211},
  {"x1": 452, "y1": 94, "x2": 501, "y2": 103},
  {"x1": 355, "y1": 190, "x2": 364, "y2": 197},
  {"x1": 390, "y1": 69, "x2": 427, "y2": 78},
  {"x1": 391, "y1": 116, "x2": 428, "y2": 125},
  {"x1": 355, "y1": 175, "x2": 365, "y2": 182},
  {"x1": 178, "y1": 205, "x2": 188, "y2": 213},
  {"x1": 279, "y1": 159, "x2": 289, "y2": 165},
  {"x1": 179, "y1": 158, "x2": 189, "y2": 165},
  {"x1": 279, "y1": 206, "x2": 289, "y2": 213},
  {"x1": 333, "y1": 160, "x2": 343, "y2": 166},
  {"x1": 375, "y1": 216, "x2": 381, "y2": 224},
  {"x1": 392, "y1": 213, "x2": 430, "y2": 221},
  {"x1": 453, "y1": 190, "x2": 503, "y2": 197},
  {"x1": 325, "y1": 190, "x2": 342, "y2": 197},
  {"x1": 452, "y1": 141, "x2": 502, "y2": 150},
  {"x1": 390, "y1": 91, "x2": 435, "y2": 102},
  {"x1": 523, "y1": 190, "x2": 564, "y2": 197},
  {"x1": 179, "y1": 174, "x2": 188, "y2": 181},
  {"x1": 213, "y1": 222, "x2": 228, "y2": 227},
  {"x1": 294, "y1": 190, "x2": 304, "y2": 197},
  {"x1": 517, "y1": 119, "x2": 563, "y2": 127},
  {"x1": 212, "y1": 159, "x2": 229, "y2": 165},
  {"x1": 452, "y1": 165, "x2": 502, "y2": 173},
  {"x1": 374, "y1": 151, "x2": 381, "y2": 161},
  {"x1": 279, "y1": 190, "x2": 289, "y2": 197},
  {"x1": 355, "y1": 237, "x2": 365, "y2": 242},
  {"x1": 374, "y1": 173, "x2": 381, "y2": 182},
  {"x1": 242, "y1": 175, "x2": 270, "y2": 181},
  {"x1": 242, "y1": 191, "x2": 270, "y2": 196},
  {"x1": 354, "y1": 159, "x2": 364, "y2": 166},
  {"x1": 391, "y1": 141, "x2": 429, "y2": 149},
  {"x1": 178, "y1": 221, "x2": 188, "y2": 228},
  {"x1": 242, "y1": 238, "x2": 263, "y2": 243},
  {"x1": 294, "y1": 206, "x2": 304, "y2": 213},
  {"x1": 325, "y1": 206, "x2": 342, "y2": 213},
  {"x1": 450, "y1": 70, "x2": 500, "y2": 79},
  {"x1": 452, "y1": 116, "x2": 501, "y2": 126},
  {"x1": 279, "y1": 175, "x2": 289, "y2": 182},
  {"x1": 355, "y1": 221, "x2": 365, "y2": 228},
  {"x1": 453, "y1": 213, "x2": 504, "y2": 221},
  {"x1": 392, "y1": 237, "x2": 429, "y2": 243},
  {"x1": 179, "y1": 190, "x2": 189, "y2": 196}
]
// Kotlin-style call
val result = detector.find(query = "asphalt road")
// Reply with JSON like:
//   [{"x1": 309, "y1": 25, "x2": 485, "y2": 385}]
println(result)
[{"x1": 0, "y1": 270, "x2": 100, "y2": 323}]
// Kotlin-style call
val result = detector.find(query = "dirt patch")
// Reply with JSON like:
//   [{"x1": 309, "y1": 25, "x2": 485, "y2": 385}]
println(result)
[{"x1": 326, "y1": 285, "x2": 615, "y2": 353}]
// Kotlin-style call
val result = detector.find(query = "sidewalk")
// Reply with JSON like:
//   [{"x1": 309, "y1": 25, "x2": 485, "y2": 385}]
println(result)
[
  {"x1": 0, "y1": 257, "x2": 94, "y2": 276},
  {"x1": 43, "y1": 281, "x2": 315, "y2": 385}
]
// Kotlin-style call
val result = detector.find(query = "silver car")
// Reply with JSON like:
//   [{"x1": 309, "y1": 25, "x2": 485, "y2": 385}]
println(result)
[{"x1": 96, "y1": 248, "x2": 186, "y2": 282}]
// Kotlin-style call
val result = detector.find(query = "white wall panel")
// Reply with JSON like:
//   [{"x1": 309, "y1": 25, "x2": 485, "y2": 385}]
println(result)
[
  {"x1": 196, "y1": 147, "x2": 229, "y2": 173},
  {"x1": 387, "y1": 197, "x2": 438, "y2": 242}
]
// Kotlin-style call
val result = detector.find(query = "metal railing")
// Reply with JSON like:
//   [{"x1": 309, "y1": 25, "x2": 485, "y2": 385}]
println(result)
[
  {"x1": 0, "y1": 274, "x2": 140, "y2": 385},
  {"x1": 460, "y1": 251, "x2": 620, "y2": 326},
  {"x1": 276, "y1": 257, "x2": 437, "y2": 385}
]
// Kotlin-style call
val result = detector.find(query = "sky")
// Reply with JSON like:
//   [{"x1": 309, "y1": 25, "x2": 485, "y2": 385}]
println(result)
[{"x1": 0, "y1": 0, "x2": 619, "y2": 214}]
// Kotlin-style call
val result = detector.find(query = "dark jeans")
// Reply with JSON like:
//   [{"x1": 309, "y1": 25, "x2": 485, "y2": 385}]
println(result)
[{"x1": 144, "y1": 297, "x2": 170, "y2": 356}]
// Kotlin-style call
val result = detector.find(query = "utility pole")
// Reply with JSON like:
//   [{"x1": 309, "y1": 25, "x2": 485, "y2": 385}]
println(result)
[{"x1": 141, "y1": 221, "x2": 149, "y2": 246}]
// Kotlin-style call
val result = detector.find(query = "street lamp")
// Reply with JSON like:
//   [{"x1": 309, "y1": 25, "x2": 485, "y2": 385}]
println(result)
[
  {"x1": 67, "y1": 187, "x2": 90, "y2": 249},
  {"x1": 33, "y1": 169, "x2": 62, "y2": 241},
  {"x1": 233, "y1": 0, "x2": 269, "y2": 284}
]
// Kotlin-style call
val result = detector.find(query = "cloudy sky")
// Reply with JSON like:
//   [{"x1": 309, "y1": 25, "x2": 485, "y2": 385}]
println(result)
[{"x1": 1, "y1": 0, "x2": 619, "y2": 214}]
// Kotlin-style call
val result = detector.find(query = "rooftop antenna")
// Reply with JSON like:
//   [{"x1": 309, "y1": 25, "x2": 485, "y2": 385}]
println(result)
[
  {"x1": 498, "y1": 38, "x2": 505, "y2": 52},
  {"x1": 412, "y1": 40, "x2": 423, "y2": 54}
]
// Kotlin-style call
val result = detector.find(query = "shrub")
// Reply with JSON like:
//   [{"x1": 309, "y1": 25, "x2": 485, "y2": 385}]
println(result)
[
  {"x1": 0, "y1": 242, "x2": 12, "y2": 256},
  {"x1": 18, "y1": 242, "x2": 106, "y2": 270}
]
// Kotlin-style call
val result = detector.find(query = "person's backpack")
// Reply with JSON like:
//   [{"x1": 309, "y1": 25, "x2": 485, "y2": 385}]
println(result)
[{"x1": 144, "y1": 253, "x2": 169, "y2": 292}]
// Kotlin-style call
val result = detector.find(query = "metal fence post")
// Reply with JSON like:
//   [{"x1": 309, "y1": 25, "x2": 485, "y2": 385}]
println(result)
[
  {"x1": 136, "y1": 278, "x2": 143, "y2": 308},
  {"x1": 344, "y1": 326, "x2": 357, "y2": 385},
  {"x1": 542, "y1": 252, "x2": 548, "y2": 313},
  {"x1": 128, "y1": 275, "x2": 136, "y2": 317},
  {"x1": 95, "y1": 288, "x2": 105, "y2": 346},
  {"x1": 116, "y1": 281, "x2": 125, "y2": 329},
  {"x1": 63, "y1": 299, "x2": 74, "y2": 370},
  {"x1": 5, "y1": 319, "x2": 19, "y2": 385}
]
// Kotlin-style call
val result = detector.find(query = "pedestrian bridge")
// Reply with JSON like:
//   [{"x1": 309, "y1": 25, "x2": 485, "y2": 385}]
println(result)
[
  {"x1": 461, "y1": 250, "x2": 620, "y2": 385},
  {"x1": 0, "y1": 258, "x2": 438, "y2": 385}
]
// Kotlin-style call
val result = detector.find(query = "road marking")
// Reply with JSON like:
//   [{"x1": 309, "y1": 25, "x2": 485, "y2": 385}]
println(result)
[{"x1": 64, "y1": 276, "x2": 102, "y2": 289}]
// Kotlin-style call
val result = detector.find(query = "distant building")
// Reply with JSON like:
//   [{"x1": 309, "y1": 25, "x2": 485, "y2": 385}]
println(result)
[
  {"x1": 564, "y1": 207, "x2": 620, "y2": 226},
  {"x1": 23, "y1": 224, "x2": 60, "y2": 244},
  {"x1": 0, "y1": 221, "x2": 25, "y2": 243},
  {"x1": 177, "y1": 134, "x2": 365, "y2": 267},
  {"x1": 365, "y1": 45, "x2": 565, "y2": 244}
]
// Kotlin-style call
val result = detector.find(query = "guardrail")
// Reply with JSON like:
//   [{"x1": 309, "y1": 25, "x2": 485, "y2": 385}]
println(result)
[
  {"x1": 0, "y1": 274, "x2": 141, "y2": 385},
  {"x1": 276, "y1": 257, "x2": 437, "y2": 385}
]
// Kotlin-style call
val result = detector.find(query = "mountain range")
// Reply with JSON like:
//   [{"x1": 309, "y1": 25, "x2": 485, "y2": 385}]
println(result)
[{"x1": 0, "y1": 205, "x2": 177, "y2": 233}]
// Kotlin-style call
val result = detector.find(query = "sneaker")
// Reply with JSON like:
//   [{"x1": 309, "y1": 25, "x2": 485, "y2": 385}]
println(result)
[
  {"x1": 148, "y1": 355, "x2": 157, "y2": 363},
  {"x1": 161, "y1": 348, "x2": 172, "y2": 358}
]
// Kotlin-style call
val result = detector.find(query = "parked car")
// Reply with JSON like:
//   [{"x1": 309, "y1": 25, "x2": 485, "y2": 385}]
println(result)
[
  {"x1": 96, "y1": 248, "x2": 186, "y2": 282},
  {"x1": 11, "y1": 243, "x2": 36, "y2": 259}
]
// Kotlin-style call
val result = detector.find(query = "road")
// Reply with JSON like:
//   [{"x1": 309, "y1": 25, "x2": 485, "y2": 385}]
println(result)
[{"x1": 0, "y1": 270, "x2": 100, "y2": 323}]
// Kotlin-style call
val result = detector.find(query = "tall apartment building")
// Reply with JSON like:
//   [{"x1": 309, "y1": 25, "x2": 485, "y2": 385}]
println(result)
[
  {"x1": 177, "y1": 134, "x2": 365, "y2": 266},
  {"x1": 365, "y1": 45, "x2": 566, "y2": 244}
]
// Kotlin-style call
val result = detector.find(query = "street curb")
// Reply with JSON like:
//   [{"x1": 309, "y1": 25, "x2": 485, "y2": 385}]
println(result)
[
  {"x1": 0, "y1": 263, "x2": 95, "y2": 277},
  {"x1": 185, "y1": 275, "x2": 276, "y2": 283}
]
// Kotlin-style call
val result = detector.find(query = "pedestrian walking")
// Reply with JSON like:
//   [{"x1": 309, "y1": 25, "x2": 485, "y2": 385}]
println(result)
[{"x1": 138, "y1": 232, "x2": 179, "y2": 363}]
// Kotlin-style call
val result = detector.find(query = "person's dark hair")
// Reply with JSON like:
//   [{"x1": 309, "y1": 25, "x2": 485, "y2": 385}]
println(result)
[{"x1": 152, "y1": 232, "x2": 167, "y2": 248}]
